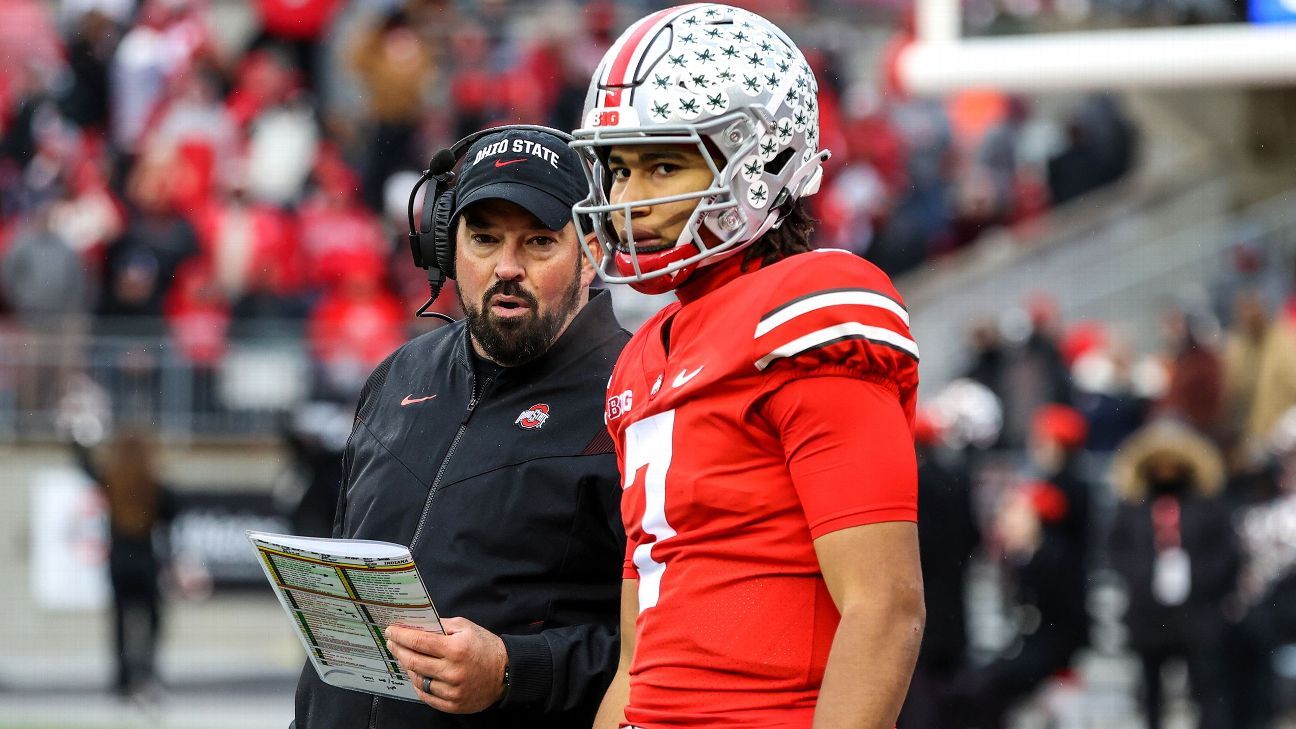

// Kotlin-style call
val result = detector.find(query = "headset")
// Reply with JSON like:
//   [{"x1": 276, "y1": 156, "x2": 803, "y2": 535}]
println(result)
[{"x1": 406, "y1": 124, "x2": 577, "y2": 322}]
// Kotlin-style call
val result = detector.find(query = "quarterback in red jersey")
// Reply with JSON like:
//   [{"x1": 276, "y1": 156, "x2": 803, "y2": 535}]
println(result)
[{"x1": 571, "y1": 5, "x2": 924, "y2": 729}]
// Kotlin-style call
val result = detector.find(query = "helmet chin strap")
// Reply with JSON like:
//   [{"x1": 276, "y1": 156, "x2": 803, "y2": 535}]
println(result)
[{"x1": 796, "y1": 154, "x2": 830, "y2": 197}]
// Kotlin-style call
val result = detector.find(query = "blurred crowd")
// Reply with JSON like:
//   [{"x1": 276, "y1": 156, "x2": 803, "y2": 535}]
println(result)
[
  {"x1": 3, "y1": 1, "x2": 1290, "y2": 724},
  {"x1": 900, "y1": 242, "x2": 1296, "y2": 728},
  {"x1": 0, "y1": 0, "x2": 1137, "y2": 412}
]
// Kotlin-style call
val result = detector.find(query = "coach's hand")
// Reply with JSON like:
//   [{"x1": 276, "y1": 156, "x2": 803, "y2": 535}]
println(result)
[{"x1": 386, "y1": 618, "x2": 508, "y2": 714}]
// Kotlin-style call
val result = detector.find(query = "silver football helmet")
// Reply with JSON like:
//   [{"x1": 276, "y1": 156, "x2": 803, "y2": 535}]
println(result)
[{"x1": 571, "y1": 3, "x2": 830, "y2": 290}]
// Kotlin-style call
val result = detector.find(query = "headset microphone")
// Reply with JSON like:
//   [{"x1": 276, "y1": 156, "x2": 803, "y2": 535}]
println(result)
[{"x1": 428, "y1": 148, "x2": 458, "y2": 177}]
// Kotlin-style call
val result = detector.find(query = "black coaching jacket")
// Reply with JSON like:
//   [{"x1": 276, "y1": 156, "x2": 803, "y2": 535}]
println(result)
[{"x1": 294, "y1": 290, "x2": 629, "y2": 729}]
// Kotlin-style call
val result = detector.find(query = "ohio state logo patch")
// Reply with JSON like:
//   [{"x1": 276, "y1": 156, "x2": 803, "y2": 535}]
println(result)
[{"x1": 515, "y1": 403, "x2": 550, "y2": 430}]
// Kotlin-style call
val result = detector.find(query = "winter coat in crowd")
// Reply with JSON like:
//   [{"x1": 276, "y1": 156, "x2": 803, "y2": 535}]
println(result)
[
  {"x1": 1109, "y1": 419, "x2": 1239, "y2": 729},
  {"x1": 1250, "y1": 302, "x2": 1296, "y2": 445}
]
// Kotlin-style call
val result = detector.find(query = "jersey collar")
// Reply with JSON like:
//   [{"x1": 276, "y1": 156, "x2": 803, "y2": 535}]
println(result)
[{"x1": 676, "y1": 252, "x2": 764, "y2": 306}]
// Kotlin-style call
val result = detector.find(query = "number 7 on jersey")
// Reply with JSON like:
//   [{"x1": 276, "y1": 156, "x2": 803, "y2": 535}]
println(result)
[{"x1": 623, "y1": 410, "x2": 677, "y2": 612}]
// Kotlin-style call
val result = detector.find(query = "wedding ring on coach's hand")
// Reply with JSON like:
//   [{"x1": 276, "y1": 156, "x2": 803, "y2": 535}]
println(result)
[{"x1": 422, "y1": 675, "x2": 433, "y2": 694}]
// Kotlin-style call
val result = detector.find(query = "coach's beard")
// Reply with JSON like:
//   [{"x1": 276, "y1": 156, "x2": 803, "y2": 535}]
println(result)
[{"x1": 460, "y1": 274, "x2": 582, "y2": 368}]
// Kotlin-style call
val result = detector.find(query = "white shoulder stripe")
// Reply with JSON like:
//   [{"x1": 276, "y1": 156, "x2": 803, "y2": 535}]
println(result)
[
  {"x1": 755, "y1": 323, "x2": 920, "y2": 371},
  {"x1": 755, "y1": 291, "x2": 910, "y2": 338}
]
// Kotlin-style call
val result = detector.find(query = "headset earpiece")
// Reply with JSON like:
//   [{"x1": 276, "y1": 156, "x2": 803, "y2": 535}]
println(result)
[
  {"x1": 408, "y1": 161, "x2": 457, "y2": 321},
  {"x1": 411, "y1": 148, "x2": 457, "y2": 276},
  {"x1": 430, "y1": 189, "x2": 457, "y2": 280}
]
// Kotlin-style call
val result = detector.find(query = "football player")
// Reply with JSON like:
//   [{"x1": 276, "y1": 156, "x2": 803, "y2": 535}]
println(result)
[{"x1": 572, "y1": 5, "x2": 924, "y2": 729}]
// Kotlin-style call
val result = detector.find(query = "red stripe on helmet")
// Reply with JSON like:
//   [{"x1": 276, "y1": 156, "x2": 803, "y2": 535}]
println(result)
[{"x1": 601, "y1": 6, "x2": 688, "y2": 108}]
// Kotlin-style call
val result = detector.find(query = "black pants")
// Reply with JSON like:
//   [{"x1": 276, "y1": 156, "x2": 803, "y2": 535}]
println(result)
[
  {"x1": 1136, "y1": 639, "x2": 1228, "y2": 729},
  {"x1": 1223, "y1": 617, "x2": 1275, "y2": 729},
  {"x1": 945, "y1": 629, "x2": 1084, "y2": 729},
  {"x1": 109, "y1": 545, "x2": 161, "y2": 694},
  {"x1": 1222, "y1": 575, "x2": 1296, "y2": 729}
]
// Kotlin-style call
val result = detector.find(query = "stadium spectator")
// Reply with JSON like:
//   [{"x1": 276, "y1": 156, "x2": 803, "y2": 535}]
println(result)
[
  {"x1": 1156, "y1": 304, "x2": 1226, "y2": 440},
  {"x1": 445, "y1": 20, "x2": 494, "y2": 139},
  {"x1": 60, "y1": 9, "x2": 120, "y2": 133},
  {"x1": 228, "y1": 261, "x2": 311, "y2": 339},
  {"x1": 1047, "y1": 95, "x2": 1136, "y2": 206},
  {"x1": 1028, "y1": 404, "x2": 1093, "y2": 561},
  {"x1": 543, "y1": 1, "x2": 618, "y2": 131},
  {"x1": 254, "y1": 113, "x2": 322, "y2": 209},
  {"x1": 225, "y1": 47, "x2": 302, "y2": 131},
  {"x1": 306, "y1": 246, "x2": 405, "y2": 399},
  {"x1": 899, "y1": 412, "x2": 980, "y2": 729},
  {"x1": 1227, "y1": 411, "x2": 1296, "y2": 728},
  {"x1": 250, "y1": 0, "x2": 343, "y2": 92},
  {"x1": 1109, "y1": 419, "x2": 1238, "y2": 729},
  {"x1": 197, "y1": 179, "x2": 302, "y2": 305},
  {"x1": 981, "y1": 297, "x2": 1073, "y2": 448},
  {"x1": 1249, "y1": 280, "x2": 1296, "y2": 446},
  {"x1": 1, "y1": 66, "x2": 64, "y2": 188},
  {"x1": 1224, "y1": 289, "x2": 1273, "y2": 441},
  {"x1": 108, "y1": 0, "x2": 214, "y2": 157},
  {"x1": 148, "y1": 63, "x2": 240, "y2": 218},
  {"x1": 948, "y1": 91, "x2": 1021, "y2": 248},
  {"x1": 1, "y1": 201, "x2": 91, "y2": 416},
  {"x1": 951, "y1": 467, "x2": 1090, "y2": 729},
  {"x1": 1, "y1": 202, "x2": 90, "y2": 329},
  {"x1": 279, "y1": 397, "x2": 352, "y2": 538},
  {"x1": 1069, "y1": 333, "x2": 1149, "y2": 453},
  {"x1": 164, "y1": 258, "x2": 229, "y2": 414},
  {"x1": 347, "y1": 6, "x2": 436, "y2": 210},
  {"x1": 944, "y1": 404, "x2": 1091, "y2": 729},
  {"x1": 71, "y1": 427, "x2": 179, "y2": 698},
  {"x1": 965, "y1": 317, "x2": 1008, "y2": 392},
  {"x1": 296, "y1": 148, "x2": 389, "y2": 290},
  {"x1": 47, "y1": 144, "x2": 126, "y2": 263},
  {"x1": 96, "y1": 152, "x2": 200, "y2": 336}
]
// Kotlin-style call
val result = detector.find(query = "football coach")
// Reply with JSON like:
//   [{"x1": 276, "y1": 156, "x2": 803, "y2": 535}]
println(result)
[{"x1": 293, "y1": 126, "x2": 629, "y2": 729}]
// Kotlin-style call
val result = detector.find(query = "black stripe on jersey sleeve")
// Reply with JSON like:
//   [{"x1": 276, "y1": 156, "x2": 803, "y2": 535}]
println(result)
[
  {"x1": 759, "y1": 287, "x2": 909, "y2": 324},
  {"x1": 767, "y1": 333, "x2": 921, "y2": 367}
]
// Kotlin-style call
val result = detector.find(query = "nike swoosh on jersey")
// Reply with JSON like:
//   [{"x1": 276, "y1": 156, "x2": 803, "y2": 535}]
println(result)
[
  {"x1": 494, "y1": 158, "x2": 528, "y2": 168},
  {"x1": 672, "y1": 366, "x2": 704, "y2": 388},
  {"x1": 401, "y1": 393, "x2": 437, "y2": 406}
]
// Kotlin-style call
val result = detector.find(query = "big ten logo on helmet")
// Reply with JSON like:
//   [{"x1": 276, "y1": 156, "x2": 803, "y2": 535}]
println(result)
[
  {"x1": 606, "y1": 389, "x2": 633, "y2": 421},
  {"x1": 471, "y1": 139, "x2": 562, "y2": 169},
  {"x1": 584, "y1": 107, "x2": 642, "y2": 129}
]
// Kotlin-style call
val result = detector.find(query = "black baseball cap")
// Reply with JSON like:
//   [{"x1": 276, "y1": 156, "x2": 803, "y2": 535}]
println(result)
[{"x1": 451, "y1": 129, "x2": 587, "y2": 231}]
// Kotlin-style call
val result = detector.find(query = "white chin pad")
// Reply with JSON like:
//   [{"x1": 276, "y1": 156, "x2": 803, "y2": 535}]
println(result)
[{"x1": 800, "y1": 165, "x2": 824, "y2": 198}]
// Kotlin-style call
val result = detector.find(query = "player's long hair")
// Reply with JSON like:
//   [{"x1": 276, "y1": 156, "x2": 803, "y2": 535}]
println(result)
[
  {"x1": 742, "y1": 198, "x2": 817, "y2": 269},
  {"x1": 101, "y1": 429, "x2": 161, "y2": 540}
]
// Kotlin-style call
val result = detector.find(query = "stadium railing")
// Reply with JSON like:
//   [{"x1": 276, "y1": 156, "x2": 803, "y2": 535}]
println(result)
[{"x1": 0, "y1": 320, "x2": 316, "y2": 443}]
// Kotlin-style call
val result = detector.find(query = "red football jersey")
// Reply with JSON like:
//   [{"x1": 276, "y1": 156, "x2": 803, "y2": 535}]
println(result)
[{"x1": 605, "y1": 249, "x2": 920, "y2": 728}]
